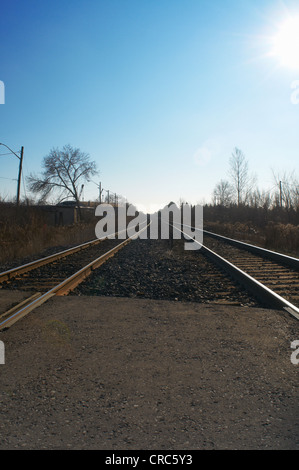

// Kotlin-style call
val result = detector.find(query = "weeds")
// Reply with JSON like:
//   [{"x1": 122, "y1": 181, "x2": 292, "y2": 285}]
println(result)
[
  {"x1": 205, "y1": 221, "x2": 299, "y2": 256},
  {"x1": 0, "y1": 203, "x2": 96, "y2": 265}
]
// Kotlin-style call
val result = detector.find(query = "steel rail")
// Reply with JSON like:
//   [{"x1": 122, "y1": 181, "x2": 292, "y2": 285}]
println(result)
[
  {"x1": 0, "y1": 223, "x2": 150, "y2": 330},
  {"x1": 0, "y1": 238, "x2": 101, "y2": 284},
  {"x1": 169, "y1": 222, "x2": 299, "y2": 321},
  {"x1": 0, "y1": 227, "x2": 129, "y2": 284},
  {"x1": 172, "y1": 221, "x2": 299, "y2": 271},
  {"x1": 203, "y1": 229, "x2": 299, "y2": 271}
]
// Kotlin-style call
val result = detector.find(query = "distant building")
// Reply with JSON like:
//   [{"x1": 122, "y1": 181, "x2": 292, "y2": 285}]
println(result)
[{"x1": 40, "y1": 201, "x2": 97, "y2": 226}]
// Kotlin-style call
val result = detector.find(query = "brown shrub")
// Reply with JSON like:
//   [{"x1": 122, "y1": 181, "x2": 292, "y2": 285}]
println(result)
[
  {"x1": 204, "y1": 220, "x2": 298, "y2": 256},
  {"x1": 264, "y1": 223, "x2": 299, "y2": 255},
  {"x1": 0, "y1": 204, "x2": 96, "y2": 265}
]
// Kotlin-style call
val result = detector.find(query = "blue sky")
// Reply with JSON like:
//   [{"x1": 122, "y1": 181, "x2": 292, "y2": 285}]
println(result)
[{"x1": 0, "y1": 0, "x2": 298, "y2": 212}]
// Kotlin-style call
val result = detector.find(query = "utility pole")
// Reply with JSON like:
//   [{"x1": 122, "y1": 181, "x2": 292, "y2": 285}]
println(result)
[
  {"x1": 17, "y1": 146, "x2": 24, "y2": 206},
  {"x1": 279, "y1": 181, "x2": 283, "y2": 208},
  {"x1": 0, "y1": 143, "x2": 24, "y2": 206}
]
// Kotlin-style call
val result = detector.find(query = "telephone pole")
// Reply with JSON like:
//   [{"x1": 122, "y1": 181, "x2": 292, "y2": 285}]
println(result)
[
  {"x1": 16, "y1": 147, "x2": 24, "y2": 206},
  {"x1": 0, "y1": 143, "x2": 24, "y2": 206}
]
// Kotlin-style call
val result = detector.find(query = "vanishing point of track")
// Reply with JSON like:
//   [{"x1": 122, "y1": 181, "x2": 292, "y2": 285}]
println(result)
[{"x1": 0, "y1": 222, "x2": 298, "y2": 330}]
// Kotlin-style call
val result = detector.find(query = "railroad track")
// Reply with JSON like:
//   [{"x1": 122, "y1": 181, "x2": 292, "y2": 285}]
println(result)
[
  {"x1": 203, "y1": 235, "x2": 299, "y2": 305},
  {"x1": 171, "y1": 222, "x2": 299, "y2": 320},
  {"x1": 0, "y1": 219, "x2": 298, "y2": 330},
  {"x1": 0, "y1": 223, "x2": 148, "y2": 330}
]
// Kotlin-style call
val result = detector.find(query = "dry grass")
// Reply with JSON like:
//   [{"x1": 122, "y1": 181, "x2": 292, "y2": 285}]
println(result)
[
  {"x1": 264, "y1": 223, "x2": 299, "y2": 256},
  {"x1": 205, "y1": 221, "x2": 299, "y2": 257},
  {"x1": 1, "y1": 203, "x2": 298, "y2": 266},
  {"x1": 0, "y1": 204, "x2": 96, "y2": 265}
]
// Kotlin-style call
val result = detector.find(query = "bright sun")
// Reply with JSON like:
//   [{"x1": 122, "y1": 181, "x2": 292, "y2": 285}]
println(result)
[{"x1": 271, "y1": 16, "x2": 299, "y2": 69}]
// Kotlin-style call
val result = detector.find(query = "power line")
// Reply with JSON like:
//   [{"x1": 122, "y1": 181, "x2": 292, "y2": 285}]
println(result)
[{"x1": 0, "y1": 150, "x2": 21, "y2": 156}]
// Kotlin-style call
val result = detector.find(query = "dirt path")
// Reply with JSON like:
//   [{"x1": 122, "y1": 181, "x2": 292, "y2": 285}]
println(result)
[{"x1": 0, "y1": 293, "x2": 298, "y2": 450}]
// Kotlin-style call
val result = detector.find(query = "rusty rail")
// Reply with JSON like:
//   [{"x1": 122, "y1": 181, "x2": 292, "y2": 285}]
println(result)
[{"x1": 0, "y1": 223, "x2": 149, "y2": 330}]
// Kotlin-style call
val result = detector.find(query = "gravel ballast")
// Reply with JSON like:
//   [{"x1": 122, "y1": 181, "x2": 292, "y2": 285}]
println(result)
[{"x1": 72, "y1": 239, "x2": 262, "y2": 307}]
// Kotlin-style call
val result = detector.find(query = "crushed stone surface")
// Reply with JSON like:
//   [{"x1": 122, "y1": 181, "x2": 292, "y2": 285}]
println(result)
[{"x1": 0, "y1": 294, "x2": 298, "y2": 450}]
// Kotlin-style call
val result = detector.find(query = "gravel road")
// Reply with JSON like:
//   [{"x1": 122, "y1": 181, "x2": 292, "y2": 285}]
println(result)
[{"x1": 0, "y1": 293, "x2": 298, "y2": 450}]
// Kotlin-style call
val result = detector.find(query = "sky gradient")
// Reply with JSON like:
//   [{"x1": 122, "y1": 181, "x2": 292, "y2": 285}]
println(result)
[{"x1": 0, "y1": 0, "x2": 299, "y2": 212}]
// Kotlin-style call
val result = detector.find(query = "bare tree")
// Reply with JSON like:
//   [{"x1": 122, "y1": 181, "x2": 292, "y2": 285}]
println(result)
[
  {"x1": 27, "y1": 145, "x2": 98, "y2": 219},
  {"x1": 248, "y1": 187, "x2": 272, "y2": 210},
  {"x1": 213, "y1": 180, "x2": 234, "y2": 206},
  {"x1": 229, "y1": 148, "x2": 255, "y2": 205},
  {"x1": 272, "y1": 170, "x2": 299, "y2": 210}
]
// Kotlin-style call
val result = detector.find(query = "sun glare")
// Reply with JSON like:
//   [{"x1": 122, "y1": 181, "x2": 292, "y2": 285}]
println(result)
[{"x1": 271, "y1": 16, "x2": 299, "y2": 69}]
